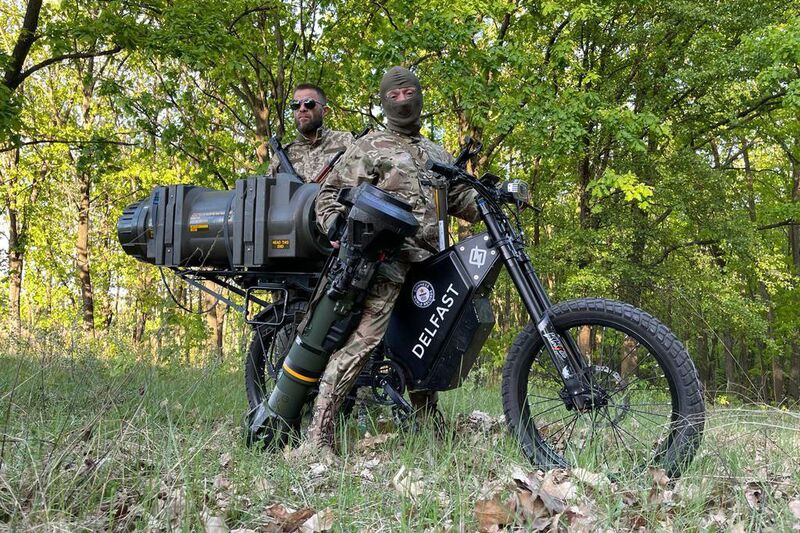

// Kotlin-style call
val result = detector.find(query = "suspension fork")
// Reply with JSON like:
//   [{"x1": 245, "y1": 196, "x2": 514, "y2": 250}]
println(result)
[{"x1": 478, "y1": 200, "x2": 591, "y2": 402}]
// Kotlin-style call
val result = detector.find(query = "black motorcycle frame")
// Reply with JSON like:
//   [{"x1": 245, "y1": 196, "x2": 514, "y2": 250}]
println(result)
[{"x1": 399, "y1": 162, "x2": 598, "y2": 411}]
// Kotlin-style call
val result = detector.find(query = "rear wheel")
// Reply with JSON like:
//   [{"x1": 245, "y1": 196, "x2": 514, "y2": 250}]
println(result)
[
  {"x1": 244, "y1": 300, "x2": 309, "y2": 422},
  {"x1": 502, "y1": 298, "x2": 704, "y2": 478}
]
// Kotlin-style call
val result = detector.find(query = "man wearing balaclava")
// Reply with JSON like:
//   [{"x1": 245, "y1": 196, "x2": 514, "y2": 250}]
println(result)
[{"x1": 302, "y1": 66, "x2": 480, "y2": 457}]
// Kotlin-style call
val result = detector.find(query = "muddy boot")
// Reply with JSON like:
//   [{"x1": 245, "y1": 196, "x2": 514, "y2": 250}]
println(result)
[
  {"x1": 409, "y1": 390, "x2": 446, "y2": 439},
  {"x1": 305, "y1": 381, "x2": 340, "y2": 457}
]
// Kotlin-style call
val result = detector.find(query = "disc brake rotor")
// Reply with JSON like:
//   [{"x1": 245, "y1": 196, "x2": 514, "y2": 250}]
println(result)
[{"x1": 589, "y1": 365, "x2": 630, "y2": 426}]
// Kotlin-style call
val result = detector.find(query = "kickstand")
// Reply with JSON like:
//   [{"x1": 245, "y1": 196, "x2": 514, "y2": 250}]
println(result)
[{"x1": 382, "y1": 379, "x2": 413, "y2": 426}]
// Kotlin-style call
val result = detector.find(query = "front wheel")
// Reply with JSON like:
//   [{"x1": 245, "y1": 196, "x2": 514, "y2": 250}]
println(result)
[{"x1": 502, "y1": 298, "x2": 704, "y2": 478}]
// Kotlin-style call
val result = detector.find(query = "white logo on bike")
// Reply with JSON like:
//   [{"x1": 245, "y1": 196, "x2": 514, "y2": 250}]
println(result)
[
  {"x1": 411, "y1": 281, "x2": 435, "y2": 308},
  {"x1": 469, "y1": 246, "x2": 487, "y2": 269}
]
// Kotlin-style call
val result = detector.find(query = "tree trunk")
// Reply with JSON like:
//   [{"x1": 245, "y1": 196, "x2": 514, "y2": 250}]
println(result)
[
  {"x1": 772, "y1": 350, "x2": 785, "y2": 404},
  {"x1": 133, "y1": 307, "x2": 147, "y2": 343},
  {"x1": 723, "y1": 332, "x2": 736, "y2": 396},
  {"x1": 7, "y1": 206, "x2": 22, "y2": 329},
  {"x1": 791, "y1": 340, "x2": 800, "y2": 401},
  {"x1": 74, "y1": 55, "x2": 98, "y2": 335},
  {"x1": 2, "y1": 0, "x2": 43, "y2": 91},
  {"x1": 694, "y1": 331, "x2": 710, "y2": 388},
  {"x1": 789, "y1": 157, "x2": 800, "y2": 399},
  {"x1": 621, "y1": 337, "x2": 639, "y2": 379},
  {"x1": 202, "y1": 281, "x2": 224, "y2": 360},
  {"x1": 578, "y1": 151, "x2": 592, "y2": 231},
  {"x1": 77, "y1": 170, "x2": 95, "y2": 333}
]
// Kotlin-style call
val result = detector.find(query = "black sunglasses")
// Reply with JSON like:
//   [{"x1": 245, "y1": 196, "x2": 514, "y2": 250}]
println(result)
[{"x1": 289, "y1": 98, "x2": 324, "y2": 110}]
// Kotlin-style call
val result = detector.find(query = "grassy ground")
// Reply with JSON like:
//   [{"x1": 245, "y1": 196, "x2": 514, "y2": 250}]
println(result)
[{"x1": 1, "y1": 338, "x2": 800, "y2": 532}]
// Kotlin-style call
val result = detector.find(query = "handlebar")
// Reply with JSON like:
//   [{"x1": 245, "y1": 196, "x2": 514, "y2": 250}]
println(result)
[
  {"x1": 424, "y1": 159, "x2": 464, "y2": 180},
  {"x1": 425, "y1": 158, "x2": 538, "y2": 214}
]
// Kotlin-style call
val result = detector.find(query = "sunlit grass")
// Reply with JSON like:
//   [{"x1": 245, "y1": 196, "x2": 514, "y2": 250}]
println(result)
[{"x1": 1, "y1": 338, "x2": 799, "y2": 531}]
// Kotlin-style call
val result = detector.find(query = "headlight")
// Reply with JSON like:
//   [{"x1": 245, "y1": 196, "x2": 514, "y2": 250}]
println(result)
[{"x1": 500, "y1": 180, "x2": 529, "y2": 203}]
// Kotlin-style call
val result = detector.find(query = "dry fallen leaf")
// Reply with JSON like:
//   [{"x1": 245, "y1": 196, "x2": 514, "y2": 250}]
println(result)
[
  {"x1": 572, "y1": 468, "x2": 609, "y2": 489},
  {"x1": 392, "y1": 466, "x2": 424, "y2": 501},
  {"x1": 219, "y1": 452, "x2": 232, "y2": 468},
  {"x1": 510, "y1": 491, "x2": 548, "y2": 522},
  {"x1": 474, "y1": 497, "x2": 516, "y2": 532},
  {"x1": 649, "y1": 467, "x2": 670, "y2": 488},
  {"x1": 620, "y1": 490, "x2": 638, "y2": 506},
  {"x1": 511, "y1": 467, "x2": 542, "y2": 493},
  {"x1": 744, "y1": 481, "x2": 764, "y2": 511},
  {"x1": 704, "y1": 509, "x2": 727, "y2": 527},
  {"x1": 467, "y1": 410, "x2": 504, "y2": 432},
  {"x1": 213, "y1": 474, "x2": 232, "y2": 491},
  {"x1": 648, "y1": 488, "x2": 674, "y2": 507},
  {"x1": 356, "y1": 432, "x2": 396, "y2": 450},
  {"x1": 790, "y1": 499, "x2": 800, "y2": 520},
  {"x1": 204, "y1": 515, "x2": 228, "y2": 533},
  {"x1": 541, "y1": 470, "x2": 576, "y2": 501},
  {"x1": 263, "y1": 503, "x2": 315, "y2": 532},
  {"x1": 478, "y1": 479, "x2": 507, "y2": 500},
  {"x1": 563, "y1": 504, "x2": 596, "y2": 532},
  {"x1": 629, "y1": 513, "x2": 647, "y2": 530},
  {"x1": 299, "y1": 507, "x2": 334, "y2": 532},
  {"x1": 309, "y1": 463, "x2": 328, "y2": 477},
  {"x1": 254, "y1": 478, "x2": 274, "y2": 494}
]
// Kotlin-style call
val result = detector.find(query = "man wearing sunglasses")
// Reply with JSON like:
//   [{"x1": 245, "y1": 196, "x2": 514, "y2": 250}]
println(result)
[
  {"x1": 268, "y1": 84, "x2": 353, "y2": 182},
  {"x1": 303, "y1": 66, "x2": 480, "y2": 457}
]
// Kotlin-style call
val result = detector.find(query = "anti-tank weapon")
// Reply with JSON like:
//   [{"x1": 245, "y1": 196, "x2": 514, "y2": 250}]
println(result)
[
  {"x1": 116, "y1": 166, "x2": 329, "y2": 324},
  {"x1": 247, "y1": 184, "x2": 419, "y2": 446}
]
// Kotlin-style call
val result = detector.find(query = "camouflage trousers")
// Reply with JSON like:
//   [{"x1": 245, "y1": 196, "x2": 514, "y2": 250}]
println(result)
[
  {"x1": 306, "y1": 274, "x2": 403, "y2": 449},
  {"x1": 306, "y1": 263, "x2": 444, "y2": 449}
]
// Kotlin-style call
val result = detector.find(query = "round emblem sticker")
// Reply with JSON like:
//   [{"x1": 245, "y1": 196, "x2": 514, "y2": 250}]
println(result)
[{"x1": 412, "y1": 281, "x2": 435, "y2": 308}]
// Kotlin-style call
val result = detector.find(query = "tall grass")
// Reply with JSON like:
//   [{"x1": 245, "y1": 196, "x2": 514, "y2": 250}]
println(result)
[{"x1": 1, "y1": 333, "x2": 799, "y2": 531}]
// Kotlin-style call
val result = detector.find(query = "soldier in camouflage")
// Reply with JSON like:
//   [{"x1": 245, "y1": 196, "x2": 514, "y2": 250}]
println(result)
[
  {"x1": 305, "y1": 66, "x2": 480, "y2": 453},
  {"x1": 269, "y1": 83, "x2": 353, "y2": 181}
]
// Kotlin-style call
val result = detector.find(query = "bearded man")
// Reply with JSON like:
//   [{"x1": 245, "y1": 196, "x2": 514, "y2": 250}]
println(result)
[
  {"x1": 307, "y1": 66, "x2": 480, "y2": 454},
  {"x1": 269, "y1": 83, "x2": 353, "y2": 181}
]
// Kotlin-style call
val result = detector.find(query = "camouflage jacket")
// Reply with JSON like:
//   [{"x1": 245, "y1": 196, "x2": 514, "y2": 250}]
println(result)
[
  {"x1": 269, "y1": 126, "x2": 353, "y2": 182},
  {"x1": 316, "y1": 129, "x2": 480, "y2": 263}
]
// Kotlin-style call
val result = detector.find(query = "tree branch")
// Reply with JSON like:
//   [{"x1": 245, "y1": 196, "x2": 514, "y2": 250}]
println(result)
[
  {"x1": 0, "y1": 138, "x2": 137, "y2": 153},
  {"x1": 758, "y1": 219, "x2": 797, "y2": 231},
  {"x1": 3, "y1": 0, "x2": 43, "y2": 90},
  {"x1": 692, "y1": 90, "x2": 786, "y2": 149},
  {"x1": 649, "y1": 239, "x2": 718, "y2": 267},
  {"x1": 16, "y1": 45, "x2": 122, "y2": 86},
  {"x1": 228, "y1": 5, "x2": 275, "y2": 33}
]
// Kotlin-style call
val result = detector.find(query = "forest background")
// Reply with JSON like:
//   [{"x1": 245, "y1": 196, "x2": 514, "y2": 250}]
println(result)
[{"x1": 2, "y1": 0, "x2": 799, "y2": 404}]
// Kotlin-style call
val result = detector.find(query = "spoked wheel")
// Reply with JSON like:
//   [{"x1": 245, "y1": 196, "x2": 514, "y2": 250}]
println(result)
[{"x1": 502, "y1": 298, "x2": 705, "y2": 478}]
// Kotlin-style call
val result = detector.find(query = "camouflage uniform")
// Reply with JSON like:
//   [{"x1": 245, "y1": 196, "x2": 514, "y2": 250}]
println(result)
[
  {"x1": 269, "y1": 126, "x2": 353, "y2": 182},
  {"x1": 307, "y1": 129, "x2": 480, "y2": 448}
]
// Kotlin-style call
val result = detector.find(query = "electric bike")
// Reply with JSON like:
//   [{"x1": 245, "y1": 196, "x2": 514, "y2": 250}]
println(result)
[{"x1": 244, "y1": 155, "x2": 705, "y2": 478}]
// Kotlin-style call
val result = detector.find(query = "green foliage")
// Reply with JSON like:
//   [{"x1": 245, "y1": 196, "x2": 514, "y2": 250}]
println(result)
[{"x1": 1, "y1": 0, "x2": 800, "y2": 400}]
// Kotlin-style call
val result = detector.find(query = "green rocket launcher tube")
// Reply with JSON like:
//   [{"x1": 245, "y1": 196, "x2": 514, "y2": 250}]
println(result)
[
  {"x1": 246, "y1": 183, "x2": 419, "y2": 448},
  {"x1": 267, "y1": 258, "x2": 357, "y2": 421}
]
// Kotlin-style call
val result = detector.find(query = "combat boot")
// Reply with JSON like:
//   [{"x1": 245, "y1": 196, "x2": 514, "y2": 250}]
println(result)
[{"x1": 305, "y1": 381, "x2": 340, "y2": 457}]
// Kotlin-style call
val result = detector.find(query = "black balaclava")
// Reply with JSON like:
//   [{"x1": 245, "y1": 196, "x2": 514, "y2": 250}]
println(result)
[{"x1": 380, "y1": 66, "x2": 423, "y2": 136}]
